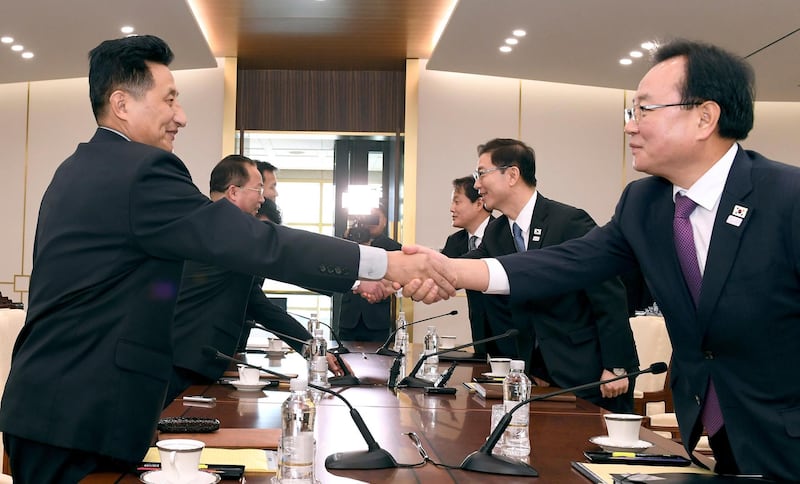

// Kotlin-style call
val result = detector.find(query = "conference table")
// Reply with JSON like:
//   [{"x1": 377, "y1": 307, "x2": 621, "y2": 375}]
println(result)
[{"x1": 84, "y1": 342, "x2": 703, "y2": 483}]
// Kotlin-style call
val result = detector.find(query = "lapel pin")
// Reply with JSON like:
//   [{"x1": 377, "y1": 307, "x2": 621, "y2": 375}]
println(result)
[
  {"x1": 533, "y1": 228, "x2": 542, "y2": 235},
  {"x1": 731, "y1": 205, "x2": 748, "y2": 219}
]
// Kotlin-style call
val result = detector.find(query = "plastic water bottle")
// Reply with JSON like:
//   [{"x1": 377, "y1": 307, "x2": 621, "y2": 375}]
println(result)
[
  {"x1": 502, "y1": 359, "x2": 531, "y2": 457},
  {"x1": 393, "y1": 311, "x2": 409, "y2": 354},
  {"x1": 274, "y1": 378, "x2": 316, "y2": 483},
  {"x1": 308, "y1": 329, "x2": 329, "y2": 389},
  {"x1": 306, "y1": 312, "x2": 320, "y2": 334},
  {"x1": 422, "y1": 325, "x2": 440, "y2": 378}
]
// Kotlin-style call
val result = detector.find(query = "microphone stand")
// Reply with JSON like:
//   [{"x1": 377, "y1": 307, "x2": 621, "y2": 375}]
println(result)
[
  {"x1": 202, "y1": 347, "x2": 398, "y2": 470},
  {"x1": 459, "y1": 362, "x2": 669, "y2": 476},
  {"x1": 397, "y1": 329, "x2": 519, "y2": 389},
  {"x1": 375, "y1": 309, "x2": 459, "y2": 357},
  {"x1": 249, "y1": 322, "x2": 360, "y2": 386}
]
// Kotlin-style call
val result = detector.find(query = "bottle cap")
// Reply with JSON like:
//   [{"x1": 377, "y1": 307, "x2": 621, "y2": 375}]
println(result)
[
  {"x1": 427, "y1": 325, "x2": 435, "y2": 331},
  {"x1": 290, "y1": 378, "x2": 308, "y2": 391},
  {"x1": 398, "y1": 311, "x2": 406, "y2": 319},
  {"x1": 510, "y1": 360, "x2": 525, "y2": 371},
  {"x1": 310, "y1": 312, "x2": 317, "y2": 318}
]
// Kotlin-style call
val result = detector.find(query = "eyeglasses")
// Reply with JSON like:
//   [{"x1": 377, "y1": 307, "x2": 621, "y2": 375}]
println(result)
[
  {"x1": 404, "y1": 432, "x2": 431, "y2": 463},
  {"x1": 624, "y1": 102, "x2": 702, "y2": 124},
  {"x1": 472, "y1": 165, "x2": 511, "y2": 180},
  {"x1": 235, "y1": 185, "x2": 264, "y2": 196}
]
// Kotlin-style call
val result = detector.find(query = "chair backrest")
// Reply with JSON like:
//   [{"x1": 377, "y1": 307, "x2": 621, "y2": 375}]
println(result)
[
  {"x1": 0, "y1": 309, "x2": 26, "y2": 476},
  {"x1": 630, "y1": 315, "x2": 672, "y2": 394}
]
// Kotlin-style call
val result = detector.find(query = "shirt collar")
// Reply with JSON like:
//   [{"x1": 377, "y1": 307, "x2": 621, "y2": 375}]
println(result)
[
  {"x1": 98, "y1": 126, "x2": 131, "y2": 141},
  {"x1": 469, "y1": 214, "x2": 491, "y2": 239},
  {"x1": 509, "y1": 190, "x2": 538, "y2": 233},
  {"x1": 672, "y1": 143, "x2": 737, "y2": 211}
]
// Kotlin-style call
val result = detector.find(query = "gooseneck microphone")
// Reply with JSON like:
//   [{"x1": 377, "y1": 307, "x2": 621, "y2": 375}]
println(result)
[
  {"x1": 289, "y1": 312, "x2": 350, "y2": 355},
  {"x1": 248, "y1": 321, "x2": 360, "y2": 386},
  {"x1": 459, "y1": 362, "x2": 669, "y2": 477},
  {"x1": 397, "y1": 329, "x2": 519, "y2": 388},
  {"x1": 376, "y1": 309, "x2": 458, "y2": 357},
  {"x1": 201, "y1": 347, "x2": 398, "y2": 470}
]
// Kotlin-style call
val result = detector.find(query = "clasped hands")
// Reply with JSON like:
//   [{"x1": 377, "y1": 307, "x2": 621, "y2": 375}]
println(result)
[{"x1": 355, "y1": 245, "x2": 458, "y2": 304}]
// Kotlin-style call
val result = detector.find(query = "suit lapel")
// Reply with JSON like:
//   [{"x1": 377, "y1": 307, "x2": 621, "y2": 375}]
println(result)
[
  {"x1": 527, "y1": 195, "x2": 549, "y2": 250},
  {"x1": 494, "y1": 215, "x2": 518, "y2": 255},
  {"x1": 697, "y1": 148, "x2": 754, "y2": 324}
]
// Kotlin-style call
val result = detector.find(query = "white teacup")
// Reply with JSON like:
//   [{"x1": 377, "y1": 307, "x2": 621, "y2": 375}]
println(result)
[
  {"x1": 237, "y1": 364, "x2": 260, "y2": 385},
  {"x1": 439, "y1": 335, "x2": 456, "y2": 349},
  {"x1": 268, "y1": 338, "x2": 283, "y2": 351},
  {"x1": 488, "y1": 357, "x2": 512, "y2": 376},
  {"x1": 156, "y1": 438, "x2": 205, "y2": 483},
  {"x1": 604, "y1": 413, "x2": 643, "y2": 445}
]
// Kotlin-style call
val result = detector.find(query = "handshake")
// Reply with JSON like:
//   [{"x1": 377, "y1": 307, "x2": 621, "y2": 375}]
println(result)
[{"x1": 353, "y1": 245, "x2": 488, "y2": 304}]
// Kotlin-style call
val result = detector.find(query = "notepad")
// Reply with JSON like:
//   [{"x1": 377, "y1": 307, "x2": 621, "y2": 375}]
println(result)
[
  {"x1": 571, "y1": 462, "x2": 713, "y2": 484},
  {"x1": 144, "y1": 447, "x2": 276, "y2": 473}
]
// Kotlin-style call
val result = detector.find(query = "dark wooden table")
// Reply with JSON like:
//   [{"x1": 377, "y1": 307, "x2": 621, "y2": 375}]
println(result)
[{"x1": 84, "y1": 344, "x2": 705, "y2": 483}]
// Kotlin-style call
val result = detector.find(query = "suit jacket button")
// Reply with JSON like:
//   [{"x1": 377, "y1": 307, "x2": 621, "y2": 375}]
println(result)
[
  {"x1": 318, "y1": 264, "x2": 326, "y2": 273},
  {"x1": 703, "y1": 350, "x2": 714, "y2": 359},
  {"x1": 334, "y1": 267, "x2": 342, "y2": 275},
  {"x1": 696, "y1": 395, "x2": 701, "y2": 405}
]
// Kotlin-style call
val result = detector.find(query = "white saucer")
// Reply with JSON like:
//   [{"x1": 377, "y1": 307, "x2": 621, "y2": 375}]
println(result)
[
  {"x1": 265, "y1": 349, "x2": 289, "y2": 358},
  {"x1": 481, "y1": 372, "x2": 508, "y2": 379},
  {"x1": 140, "y1": 470, "x2": 220, "y2": 483},
  {"x1": 230, "y1": 380, "x2": 268, "y2": 391},
  {"x1": 589, "y1": 435, "x2": 653, "y2": 452}
]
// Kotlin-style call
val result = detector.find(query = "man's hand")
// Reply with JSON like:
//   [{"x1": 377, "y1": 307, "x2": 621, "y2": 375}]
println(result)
[
  {"x1": 599, "y1": 369, "x2": 629, "y2": 398},
  {"x1": 326, "y1": 353, "x2": 353, "y2": 377},
  {"x1": 385, "y1": 245, "x2": 456, "y2": 303},
  {"x1": 354, "y1": 280, "x2": 395, "y2": 303}
]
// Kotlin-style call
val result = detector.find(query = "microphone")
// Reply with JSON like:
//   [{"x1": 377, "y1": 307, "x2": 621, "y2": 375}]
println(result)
[
  {"x1": 201, "y1": 346, "x2": 398, "y2": 470},
  {"x1": 459, "y1": 362, "x2": 669, "y2": 477},
  {"x1": 289, "y1": 311, "x2": 351, "y2": 355},
  {"x1": 376, "y1": 309, "x2": 458, "y2": 357},
  {"x1": 397, "y1": 329, "x2": 519, "y2": 388},
  {"x1": 387, "y1": 355, "x2": 403, "y2": 389},
  {"x1": 248, "y1": 321, "x2": 360, "y2": 386}
]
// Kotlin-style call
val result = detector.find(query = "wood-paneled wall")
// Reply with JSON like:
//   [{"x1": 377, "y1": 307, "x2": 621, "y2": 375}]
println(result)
[{"x1": 236, "y1": 70, "x2": 405, "y2": 132}]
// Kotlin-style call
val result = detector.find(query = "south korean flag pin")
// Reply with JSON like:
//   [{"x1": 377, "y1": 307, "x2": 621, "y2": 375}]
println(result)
[{"x1": 726, "y1": 204, "x2": 748, "y2": 227}]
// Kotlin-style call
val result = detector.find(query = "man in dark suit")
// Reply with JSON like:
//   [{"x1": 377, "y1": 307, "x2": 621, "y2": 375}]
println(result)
[
  {"x1": 469, "y1": 139, "x2": 638, "y2": 412},
  {"x1": 441, "y1": 176, "x2": 494, "y2": 357},
  {"x1": 0, "y1": 35, "x2": 452, "y2": 483},
  {"x1": 339, "y1": 205, "x2": 401, "y2": 342},
  {"x1": 422, "y1": 40, "x2": 800, "y2": 480},
  {"x1": 166, "y1": 155, "x2": 343, "y2": 404}
]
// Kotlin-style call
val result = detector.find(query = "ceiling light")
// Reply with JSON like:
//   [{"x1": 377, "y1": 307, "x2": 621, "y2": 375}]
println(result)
[
  {"x1": 21, "y1": 52, "x2": 34, "y2": 59},
  {"x1": 1, "y1": 36, "x2": 13, "y2": 44},
  {"x1": 505, "y1": 38, "x2": 518, "y2": 45},
  {"x1": 512, "y1": 29, "x2": 526, "y2": 37},
  {"x1": 11, "y1": 44, "x2": 23, "y2": 52},
  {"x1": 641, "y1": 41, "x2": 657, "y2": 51},
  {"x1": 499, "y1": 45, "x2": 512, "y2": 53},
  {"x1": 629, "y1": 51, "x2": 643, "y2": 58},
  {"x1": 619, "y1": 58, "x2": 633, "y2": 65},
  {"x1": 121, "y1": 26, "x2": 135, "y2": 34}
]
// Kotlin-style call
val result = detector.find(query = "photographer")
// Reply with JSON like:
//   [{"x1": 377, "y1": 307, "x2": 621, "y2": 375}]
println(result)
[{"x1": 339, "y1": 205, "x2": 401, "y2": 341}]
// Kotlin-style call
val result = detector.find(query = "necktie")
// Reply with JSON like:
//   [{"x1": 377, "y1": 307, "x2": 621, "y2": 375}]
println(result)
[
  {"x1": 468, "y1": 235, "x2": 478, "y2": 251},
  {"x1": 512, "y1": 223, "x2": 526, "y2": 252},
  {"x1": 673, "y1": 193, "x2": 723, "y2": 436}
]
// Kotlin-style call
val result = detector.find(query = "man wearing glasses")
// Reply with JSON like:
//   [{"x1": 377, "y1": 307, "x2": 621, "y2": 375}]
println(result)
[
  {"x1": 408, "y1": 39, "x2": 800, "y2": 480},
  {"x1": 467, "y1": 138, "x2": 638, "y2": 413}
]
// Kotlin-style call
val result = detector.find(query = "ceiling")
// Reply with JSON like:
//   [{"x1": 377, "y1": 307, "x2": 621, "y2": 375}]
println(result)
[{"x1": 1, "y1": 0, "x2": 798, "y2": 101}]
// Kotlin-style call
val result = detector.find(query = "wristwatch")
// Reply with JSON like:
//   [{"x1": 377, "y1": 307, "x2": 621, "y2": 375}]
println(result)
[{"x1": 610, "y1": 368, "x2": 627, "y2": 377}]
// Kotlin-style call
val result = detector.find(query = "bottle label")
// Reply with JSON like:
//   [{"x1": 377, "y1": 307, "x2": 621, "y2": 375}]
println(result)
[
  {"x1": 281, "y1": 432, "x2": 314, "y2": 464},
  {"x1": 504, "y1": 400, "x2": 529, "y2": 425},
  {"x1": 311, "y1": 356, "x2": 327, "y2": 372}
]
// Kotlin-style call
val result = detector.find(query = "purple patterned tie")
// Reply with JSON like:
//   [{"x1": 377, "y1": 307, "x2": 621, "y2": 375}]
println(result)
[{"x1": 673, "y1": 193, "x2": 723, "y2": 436}]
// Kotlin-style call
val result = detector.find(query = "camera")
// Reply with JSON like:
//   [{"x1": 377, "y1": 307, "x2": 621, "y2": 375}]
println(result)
[{"x1": 345, "y1": 214, "x2": 380, "y2": 244}]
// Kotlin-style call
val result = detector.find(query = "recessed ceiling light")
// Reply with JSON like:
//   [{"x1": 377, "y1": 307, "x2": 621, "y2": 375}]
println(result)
[
  {"x1": 629, "y1": 51, "x2": 643, "y2": 58},
  {"x1": 1, "y1": 36, "x2": 13, "y2": 44},
  {"x1": 505, "y1": 38, "x2": 518, "y2": 45},
  {"x1": 21, "y1": 52, "x2": 34, "y2": 59},
  {"x1": 121, "y1": 26, "x2": 135, "y2": 34},
  {"x1": 499, "y1": 45, "x2": 512, "y2": 53},
  {"x1": 641, "y1": 41, "x2": 657, "y2": 51},
  {"x1": 512, "y1": 29, "x2": 526, "y2": 37},
  {"x1": 619, "y1": 58, "x2": 633, "y2": 65},
  {"x1": 11, "y1": 44, "x2": 23, "y2": 52}
]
